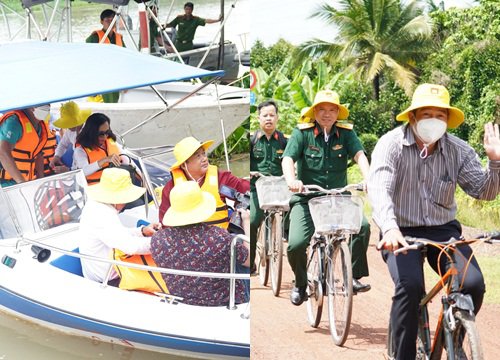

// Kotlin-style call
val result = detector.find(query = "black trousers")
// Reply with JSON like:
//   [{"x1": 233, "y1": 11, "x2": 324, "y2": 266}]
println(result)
[{"x1": 381, "y1": 220, "x2": 485, "y2": 360}]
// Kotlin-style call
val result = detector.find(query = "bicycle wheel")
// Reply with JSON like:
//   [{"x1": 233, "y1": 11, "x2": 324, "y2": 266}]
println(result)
[
  {"x1": 306, "y1": 243, "x2": 323, "y2": 327},
  {"x1": 256, "y1": 220, "x2": 269, "y2": 286},
  {"x1": 327, "y1": 241, "x2": 353, "y2": 346},
  {"x1": 270, "y1": 212, "x2": 283, "y2": 297},
  {"x1": 448, "y1": 310, "x2": 483, "y2": 360}
]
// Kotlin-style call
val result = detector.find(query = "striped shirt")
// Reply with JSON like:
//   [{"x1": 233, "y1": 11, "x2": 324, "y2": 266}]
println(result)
[{"x1": 368, "y1": 124, "x2": 500, "y2": 234}]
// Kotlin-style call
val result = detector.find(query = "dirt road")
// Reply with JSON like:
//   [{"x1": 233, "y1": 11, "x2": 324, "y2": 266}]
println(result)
[{"x1": 250, "y1": 225, "x2": 500, "y2": 359}]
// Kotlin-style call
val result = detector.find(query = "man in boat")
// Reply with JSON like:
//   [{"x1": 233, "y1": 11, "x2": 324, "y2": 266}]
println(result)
[
  {"x1": 79, "y1": 168, "x2": 163, "y2": 289},
  {"x1": 282, "y1": 90, "x2": 372, "y2": 306},
  {"x1": 152, "y1": 180, "x2": 250, "y2": 306},
  {"x1": 164, "y1": 2, "x2": 222, "y2": 53},
  {"x1": 158, "y1": 136, "x2": 249, "y2": 230},
  {"x1": 0, "y1": 107, "x2": 49, "y2": 187},
  {"x1": 86, "y1": 9, "x2": 125, "y2": 103},
  {"x1": 368, "y1": 83, "x2": 500, "y2": 359},
  {"x1": 250, "y1": 100, "x2": 288, "y2": 272}
]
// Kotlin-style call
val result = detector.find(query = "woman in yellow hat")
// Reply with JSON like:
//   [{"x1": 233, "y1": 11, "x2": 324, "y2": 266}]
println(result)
[
  {"x1": 368, "y1": 83, "x2": 500, "y2": 359},
  {"x1": 49, "y1": 101, "x2": 91, "y2": 173},
  {"x1": 158, "y1": 136, "x2": 249, "y2": 230},
  {"x1": 79, "y1": 168, "x2": 161, "y2": 286},
  {"x1": 151, "y1": 181, "x2": 250, "y2": 306}
]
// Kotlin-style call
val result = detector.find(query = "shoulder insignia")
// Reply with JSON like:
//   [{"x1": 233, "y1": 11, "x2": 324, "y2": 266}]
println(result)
[
  {"x1": 283, "y1": 133, "x2": 290, "y2": 139},
  {"x1": 297, "y1": 123, "x2": 315, "y2": 130},
  {"x1": 276, "y1": 149, "x2": 284, "y2": 154},
  {"x1": 336, "y1": 121, "x2": 353, "y2": 130}
]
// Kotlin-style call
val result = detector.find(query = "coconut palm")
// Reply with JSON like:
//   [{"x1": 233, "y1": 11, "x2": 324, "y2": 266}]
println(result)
[{"x1": 299, "y1": 0, "x2": 434, "y2": 100}]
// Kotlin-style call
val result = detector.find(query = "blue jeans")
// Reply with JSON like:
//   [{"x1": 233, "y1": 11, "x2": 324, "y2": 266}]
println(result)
[{"x1": 236, "y1": 263, "x2": 250, "y2": 303}]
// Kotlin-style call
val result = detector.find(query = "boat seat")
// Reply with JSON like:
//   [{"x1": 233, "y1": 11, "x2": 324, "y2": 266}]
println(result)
[{"x1": 50, "y1": 248, "x2": 83, "y2": 277}]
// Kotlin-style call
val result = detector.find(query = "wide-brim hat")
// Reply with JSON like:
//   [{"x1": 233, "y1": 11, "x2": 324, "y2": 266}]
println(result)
[
  {"x1": 86, "y1": 168, "x2": 146, "y2": 204},
  {"x1": 53, "y1": 101, "x2": 91, "y2": 129},
  {"x1": 162, "y1": 181, "x2": 216, "y2": 226},
  {"x1": 396, "y1": 83, "x2": 464, "y2": 129},
  {"x1": 170, "y1": 137, "x2": 214, "y2": 170},
  {"x1": 304, "y1": 90, "x2": 349, "y2": 120}
]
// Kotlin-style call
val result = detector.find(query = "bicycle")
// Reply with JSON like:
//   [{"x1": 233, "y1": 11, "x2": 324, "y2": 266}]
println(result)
[
  {"x1": 252, "y1": 172, "x2": 292, "y2": 296},
  {"x1": 387, "y1": 232, "x2": 500, "y2": 360},
  {"x1": 303, "y1": 183, "x2": 364, "y2": 346}
]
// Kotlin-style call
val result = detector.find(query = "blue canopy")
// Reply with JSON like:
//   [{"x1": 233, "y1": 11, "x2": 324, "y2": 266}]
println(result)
[{"x1": 0, "y1": 41, "x2": 224, "y2": 113}]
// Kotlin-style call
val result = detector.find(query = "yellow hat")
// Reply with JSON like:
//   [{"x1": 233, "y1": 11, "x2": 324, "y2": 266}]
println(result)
[
  {"x1": 170, "y1": 136, "x2": 214, "y2": 170},
  {"x1": 396, "y1": 83, "x2": 464, "y2": 129},
  {"x1": 304, "y1": 90, "x2": 349, "y2": 120},
  {"x1": 53, "y1": 101, "x2": 91, "y2": 129},
  {"x1": 162, "y1": 181, "x2": 216, "y2": 226},
  {"x1": 86, "y1": 168, "x2": 146, "y2": 204}
]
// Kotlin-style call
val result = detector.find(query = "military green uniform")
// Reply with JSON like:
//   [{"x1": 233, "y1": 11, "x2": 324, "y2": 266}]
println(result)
[
  {"x1": 167, "y1": 15, "x2": 206, "y2": 52},
  {"x1": 284, "y1": 123, "x2": 370, "y2": 288},
  {"x1": 250, "y1": 130, "x2": 287, "y2": 268}
]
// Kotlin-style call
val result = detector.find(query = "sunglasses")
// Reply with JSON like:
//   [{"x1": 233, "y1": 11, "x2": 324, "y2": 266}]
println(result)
[{"x1": 97, "y1": 130, "x2": 112, "y2": 137}]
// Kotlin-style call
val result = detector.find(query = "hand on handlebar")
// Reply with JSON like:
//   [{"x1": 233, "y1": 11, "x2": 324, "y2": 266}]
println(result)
[
  {"x1": 377, "y1": 228, "x2": 409, "y2": 254},
  {"x1": 287, "y1": 179, "x2": 304, "y2": 193}
]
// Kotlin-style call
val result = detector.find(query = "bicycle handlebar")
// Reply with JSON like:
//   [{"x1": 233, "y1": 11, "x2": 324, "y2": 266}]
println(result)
[
  {"x1": 250, "y1": 171, "x2": 285, "y2": 179},
  {"x1": 302, "y1": 183, "x2": 364, "y2": 194}
]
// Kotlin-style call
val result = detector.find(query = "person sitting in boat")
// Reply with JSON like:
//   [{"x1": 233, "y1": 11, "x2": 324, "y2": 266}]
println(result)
[
  {"x1": 49, "y1": 101, "x2": 91, "y2": 174},
  {"x1": 164, "y1": 2, "x2": 222, "y2": 53},
  {"x1": 79, "y1": 168, "x2": 161, "y2": 286},
  {"x1": 73, "y1": 113, "x2": 128, "y2": 186},
  {"x1": 86, "y1": 9, "x2": 125, "y2": 103},
  {"x1": 152, "y1": 180, "x2": 249, "y2": 306},
  {"x1": 158, "y1": 136, "x2": 249, "y2": 230},
  {"x1": 0, "y1": 107, "x2": 48, "y2": 187}
]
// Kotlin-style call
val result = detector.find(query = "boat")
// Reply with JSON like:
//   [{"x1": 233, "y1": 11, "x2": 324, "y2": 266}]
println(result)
[
  {"x1": 0, "y1": 40, "x2": 250, "y2": 359},
  {"x1": 0, "y1": 0, "x2": 249, "y2": 149}
]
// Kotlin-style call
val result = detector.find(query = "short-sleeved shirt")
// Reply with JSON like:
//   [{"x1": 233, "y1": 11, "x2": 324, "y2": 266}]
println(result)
[
  {"x1": 150, "y1": 223, "x2": 248, "y2": 306},
  {"x1": 283, "y1": 123, "x2": 364, "y2": 189},
  {"x1": 250, "y1": 130, "x2": 287, "y2": 180},
  {"x1": 168, "y1": 15, "x2": 206, "y2": 51}
]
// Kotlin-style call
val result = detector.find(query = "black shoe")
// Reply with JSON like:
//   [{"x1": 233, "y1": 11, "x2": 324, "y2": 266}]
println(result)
[
  {"x1": 290, "y1": 286, "x2": 307, "y2": 306},
  {"x1": 353, "y1": 279, "x2": 371, "y2": 294}
]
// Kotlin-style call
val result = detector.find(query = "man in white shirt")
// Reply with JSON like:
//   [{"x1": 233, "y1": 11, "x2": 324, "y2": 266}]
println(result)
[{"x1": 79, "y1": 167, "x2": 160, "y2": 285}]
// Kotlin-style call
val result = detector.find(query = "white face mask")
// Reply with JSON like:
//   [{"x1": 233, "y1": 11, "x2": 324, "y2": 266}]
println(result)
[
  {"x1": 33, "y1": 105, "x2": 50, "y2": 121},
  {"x1": 414, "y1": 118, "x2": 447, "y2": 158}
]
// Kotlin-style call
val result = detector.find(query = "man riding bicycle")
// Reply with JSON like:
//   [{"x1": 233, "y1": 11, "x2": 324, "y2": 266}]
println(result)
[
  {"x1": 368, "y1": 83, "x2": 500, "y2": 360},
  {"x1": 250, "y1": 100, "x2": 288, "y2": 273},
  {"x1": 282, "y1": 90, "x2": 372, "y2": 306}
]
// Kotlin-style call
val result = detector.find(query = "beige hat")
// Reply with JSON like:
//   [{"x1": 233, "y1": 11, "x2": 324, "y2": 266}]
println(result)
[
  {"x1": 396, "y1": 83, "x2": 464, "y2": 129},
  {"x1": 86, "y1": 168, "x2": 145, "y2": 204},
  {"x1": 53, "y1": 101, "x2": 91, "y2": 129},
  {"x1": 170, "y1": 136, "x2": 214, "y2": 170},
  {"x1": 162, "y1": 181, "x2": 216, "y2": 226},
  {"x1": 304, "y1": 90, "x2": 349, "y2": 120}
]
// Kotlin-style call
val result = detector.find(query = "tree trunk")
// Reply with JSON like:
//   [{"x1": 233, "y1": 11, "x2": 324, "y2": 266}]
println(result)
[{"x1": 372, "y1": 74, "x2": 380, "y2": 101}]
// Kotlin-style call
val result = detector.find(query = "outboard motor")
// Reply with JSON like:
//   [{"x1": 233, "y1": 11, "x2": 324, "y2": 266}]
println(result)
[{"x1": 219, "y1": 185, "x2": 250, "y2": 235}]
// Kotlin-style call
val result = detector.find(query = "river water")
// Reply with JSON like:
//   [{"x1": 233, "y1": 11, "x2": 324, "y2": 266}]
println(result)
[{"x1": 0, "y1": 1, "x2": 248, "y2": 359}]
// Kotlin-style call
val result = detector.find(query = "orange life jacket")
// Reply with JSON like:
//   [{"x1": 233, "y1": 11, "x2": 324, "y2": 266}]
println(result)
[
  {"x1": 171, "y1": 164, "x2": 229, "y2": 229},
  {"x1": 0, "y1": 110, "x2": 48, "y2": 182},
  {"x1": 112, "y1": 249, "x2": 169, "y2": 294},
  {"x1": 42, "y1": 123, "x2": 57, "y2": 176},
  {"x1": 75, "y1": 139, "x2": 120, "y2": 185},
  {"x1": 95, "y1": 30, "x2": 124, "y2": 47}
]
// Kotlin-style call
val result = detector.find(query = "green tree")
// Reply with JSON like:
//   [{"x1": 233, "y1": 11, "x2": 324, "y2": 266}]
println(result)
[{"x1": 298, "y1": 0, "x2": 434, "y2": 100}]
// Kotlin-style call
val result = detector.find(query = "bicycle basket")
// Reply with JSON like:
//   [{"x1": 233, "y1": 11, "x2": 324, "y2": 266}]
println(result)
[
  {"x1": 308, "y1": 195, "x2": 363, "y2": 235},
  {"x1": 255, "y1": 176, "x2": 292, "y2": 211}
]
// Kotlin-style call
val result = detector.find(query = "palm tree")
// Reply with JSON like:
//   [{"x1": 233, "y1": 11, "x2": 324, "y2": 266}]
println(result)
[{"x1": 299, "y1": 0, "x2": 434, "y2": 100}]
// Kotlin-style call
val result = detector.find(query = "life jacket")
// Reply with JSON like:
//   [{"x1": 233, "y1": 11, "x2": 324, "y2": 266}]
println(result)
[
  {"x1": 75, "y1": 139, "x2": 120, "y2": 185},
  {"x1": 95, "y1": 30, "x2": 124, "y2": 47},
  {"x1": 171, "y1": 165, "x2": 229, "y2": 229},
  {"x1": 112, "y1": 249, "x2": 169, "y2": 294},
  {"x1": 41, "y1": 123, "x2": 57, "y2": 176},
  {"x1": 0, "y1": 111, "x2": 48, "y2": 182}
]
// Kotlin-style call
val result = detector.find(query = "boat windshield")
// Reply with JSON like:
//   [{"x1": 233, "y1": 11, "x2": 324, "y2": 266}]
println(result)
[{"x1": 0, "y1": 170, "x2": 87, "y2": 240}]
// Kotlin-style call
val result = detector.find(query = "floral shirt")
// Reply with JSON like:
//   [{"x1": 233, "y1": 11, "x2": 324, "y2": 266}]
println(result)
[{"x1": 151, "y1": 223, "x2": 248, "y2": 306}]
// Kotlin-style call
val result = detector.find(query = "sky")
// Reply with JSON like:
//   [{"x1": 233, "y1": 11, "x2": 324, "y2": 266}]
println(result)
[{"x1": 250, "y1": 0, "x2": 477, "y2": 46}]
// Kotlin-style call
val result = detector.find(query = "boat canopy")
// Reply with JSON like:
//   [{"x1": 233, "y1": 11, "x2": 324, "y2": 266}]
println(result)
[
  {"x1": 21, "y1": 0, "x2": 130, "y2": 8},
  {"x1": 0, "y1": 41, "x2": 224, "y2": 113}
]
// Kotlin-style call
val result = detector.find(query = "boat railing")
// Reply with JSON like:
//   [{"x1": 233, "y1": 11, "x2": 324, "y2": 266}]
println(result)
[{"x1": 14, "y1": 228, "x2": 249, "y2": 310}]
